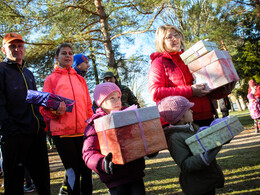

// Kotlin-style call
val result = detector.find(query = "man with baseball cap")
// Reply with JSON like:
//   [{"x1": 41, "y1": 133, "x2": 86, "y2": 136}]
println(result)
[{"x1": 0, "y1": 32, "x2": 50, "y2": 194}]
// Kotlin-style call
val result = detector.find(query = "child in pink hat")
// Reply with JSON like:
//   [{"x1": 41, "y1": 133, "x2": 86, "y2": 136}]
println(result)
[
  {"x1": 157, "y1": 96, "x2": 224, "y2": 195},
  {"x1": 247, "y1": 93, "x2": 260, "y2": 133},
  {"x1": 82, "y1": 82, "x2": 146, "y2": 195}
]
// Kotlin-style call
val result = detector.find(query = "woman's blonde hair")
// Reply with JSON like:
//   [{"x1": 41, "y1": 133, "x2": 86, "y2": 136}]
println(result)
[{"x1": 155, "y1": 25, "x2": 185, "y2": 52}]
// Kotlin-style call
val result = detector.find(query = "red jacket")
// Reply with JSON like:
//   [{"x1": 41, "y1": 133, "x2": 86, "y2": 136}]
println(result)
[
  {"x1": 148, "y1": 51, "x2": 225, "y2": 122},
  {"x1": 40, "y1": 67, "x2": 93, "y2": 136}
]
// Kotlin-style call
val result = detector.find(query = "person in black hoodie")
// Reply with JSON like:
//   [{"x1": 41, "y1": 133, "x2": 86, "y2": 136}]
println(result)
[{"x1": 0, "y1": 32, "x2": 50, "y2": 195}]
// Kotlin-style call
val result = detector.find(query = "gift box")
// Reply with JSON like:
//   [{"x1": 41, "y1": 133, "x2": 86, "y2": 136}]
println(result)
[
  {"x1": 187, "y1": 50, "x2": 239, "y2": 90},
  {"x1": 185, "y1": 116, "x2": 244, "y2": 156},
  {"x1": 180, "y1": 40, "x2": 218, "y2": 64},
  {"x1": 25, "y1": 90, "x2": 75, "y2": 112},
  {"x1": 94, "y1": 106, "x2": 168, "y2": 164}
]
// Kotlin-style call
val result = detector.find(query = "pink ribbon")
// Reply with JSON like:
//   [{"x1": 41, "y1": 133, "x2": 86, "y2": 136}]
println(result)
[
  {"x1": 219, "y1": 51, "x2": 238, "y2": 81},
  {"x1": 133, "y1": 110, "x2": 149, "y2": 155},
  {"x1": 191, "y1": 47, "x2": 214, "y2": 89},
  {"x1": 103, "y1": 105, "x2": 149, "y2": 155},
  {"x1": 197, "y1": 57, "x2": 214, "y2": 89}
]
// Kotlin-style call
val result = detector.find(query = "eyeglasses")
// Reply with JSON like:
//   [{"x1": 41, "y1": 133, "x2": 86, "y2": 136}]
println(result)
[{"x1": 165, "y1": 33, "x2": 180, "y2": 40}]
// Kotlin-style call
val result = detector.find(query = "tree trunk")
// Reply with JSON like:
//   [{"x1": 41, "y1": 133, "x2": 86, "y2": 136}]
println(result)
[
  {"x1": 89, "y1": 54, "x2": 99, "y2": 85},
  {"x1": 235, "y1": 95, "x2": 243, "y2": 111},
  {"x1": 94, "y1": 0, "x2": 117, "y2": 71},
  {"x1": 220, "y1": 39, "x2": 228, "y2": 51}
]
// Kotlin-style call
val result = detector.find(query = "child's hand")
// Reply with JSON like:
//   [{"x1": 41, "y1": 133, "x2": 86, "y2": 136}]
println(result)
[
  {"x1": 104, "y1": 153, "x2": 115, "y2": 175},
  {"x1": 203, "y1": 146, "x2": 222, "y2": 164}
]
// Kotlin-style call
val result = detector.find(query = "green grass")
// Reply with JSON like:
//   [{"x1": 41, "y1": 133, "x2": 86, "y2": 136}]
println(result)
[
  {"x1": 89, "y1": 111, "x2": 259, "y2": 194},
  {"x1": 219, "y1": 109, "x2": 254, "y2": 128},
  {"x1": 0, "y1": 111, "x2": 258, "y2": 195}
]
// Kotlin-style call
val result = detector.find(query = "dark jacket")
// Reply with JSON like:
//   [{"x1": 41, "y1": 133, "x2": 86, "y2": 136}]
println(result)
[
  {"x1": 82, "y1": 107, "x2": 145, "y2": 189},
  {"x1": 219, "y1": 97, "x2": 231, "y2": 112},
  {"x1": 118, "y1": 84, "x2": 139, "y2": 107},
  {"x1": 165, "y1": 123, "x2": 224, "y2": 195},
  {"x1": 0, "y1": 59, "x2": 45, "y2": 138}
]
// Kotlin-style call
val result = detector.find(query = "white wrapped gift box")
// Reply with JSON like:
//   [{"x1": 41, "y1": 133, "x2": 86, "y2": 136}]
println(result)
[
  {"x1": 185, "y1": 116, "x2": 244, "y2": 156},
  {"x1": 180, "y1": 40, "x2": 218, "y2": 64}
]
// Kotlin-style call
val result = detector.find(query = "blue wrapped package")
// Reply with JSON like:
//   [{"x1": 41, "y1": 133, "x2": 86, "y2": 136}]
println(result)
[{"x1": 25, "y1": 90, "x2": 75, "y2": 112}]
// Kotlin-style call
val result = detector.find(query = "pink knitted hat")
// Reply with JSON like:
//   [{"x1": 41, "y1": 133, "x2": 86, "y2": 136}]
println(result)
[
  {"x1": 93, "y1": 82, "x2": 121, "y2": 107},
  {"x1": 157, "y1": 96, "x2": 194, "y2": 124}
]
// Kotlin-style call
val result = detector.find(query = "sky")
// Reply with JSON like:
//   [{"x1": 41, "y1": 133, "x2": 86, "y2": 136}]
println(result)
[{"x1": 120, "y1": 33, "x2": 157, "y2": 106}]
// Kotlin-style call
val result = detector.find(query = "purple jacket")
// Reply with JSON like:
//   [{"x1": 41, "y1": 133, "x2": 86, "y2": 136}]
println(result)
[{"x1": 82, "y1": 108, "x2": 145, "y2": 189}]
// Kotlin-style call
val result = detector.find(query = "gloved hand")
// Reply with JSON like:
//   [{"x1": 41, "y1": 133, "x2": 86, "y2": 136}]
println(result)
[
  {"x1": 104, "y1": 153, "x2": 115, "y2": 175},
  {"x1": 203, "y1": 146, "x2": 222, "y2": 164}
]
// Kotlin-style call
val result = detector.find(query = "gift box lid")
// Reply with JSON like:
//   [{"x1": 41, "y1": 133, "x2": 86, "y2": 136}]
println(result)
[
  {"x1": 94, "y1": 106, "x2": 160, "y2": 132},
  {"x1": 180, "y1": 40, "x2": 218, "y2": 63},
  {"x1": 187, "y1": 50, "x2": 232, "y2": 73},
  {"x1": 185, "y1": 116, "x2": 244, "y2": 146}
]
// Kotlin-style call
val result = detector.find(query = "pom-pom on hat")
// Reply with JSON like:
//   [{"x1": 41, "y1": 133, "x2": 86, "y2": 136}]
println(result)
[
  {"x1": 72, "y1": 54, "x2": 88, "y2": 68},
  {"x1": 157, "y1": 96, "x2": 194, "y2": 124},
  {"x1": 2, "y1": 32, "x2": 24, "y2": 46},
  {"x1": 94, "y1": 82, "x2": 121, "y2": 107}
]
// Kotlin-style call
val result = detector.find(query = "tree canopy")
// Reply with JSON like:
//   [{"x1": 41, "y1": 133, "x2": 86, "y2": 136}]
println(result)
[{"x1": 0, "y1": 0, "x2": 259, "y2": 103}]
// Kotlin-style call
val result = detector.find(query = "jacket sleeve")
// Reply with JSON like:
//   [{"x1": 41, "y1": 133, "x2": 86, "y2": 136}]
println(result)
[
  {"x1": 207, "y1": 87, "x2": 229, "y2": 100},
  {"x1": 167, "y1": 133, "x2": 208, "y2": 173},
  {"x1": 148, "y1": 58, "x2": 193, "y2": 102},
  {"x1": 0, "y1": 66, "x2": 13, "y2": 130},
  {"x1": 82, "y1": 124, "x2": 105, "y2": 174}
]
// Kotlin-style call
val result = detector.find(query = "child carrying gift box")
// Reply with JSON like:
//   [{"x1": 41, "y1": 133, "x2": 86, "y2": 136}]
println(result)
[
  {"x1": 94, "y1": 104, "x2": 167, "y2": 165},
  {"x1": 157, "y1": 96, "x2": 224, "y2": 195},
  {"x1": 82, "y1": 82, "x2": 147, "y2": 195}
]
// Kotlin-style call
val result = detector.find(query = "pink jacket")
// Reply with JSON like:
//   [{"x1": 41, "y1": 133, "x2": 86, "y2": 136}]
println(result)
[
  {"x1": 40, "y1": 67, "x2": 93, "y2": 136},
  {"x1": 148, "y1": 51, "x2": 226, "y2": 121}
]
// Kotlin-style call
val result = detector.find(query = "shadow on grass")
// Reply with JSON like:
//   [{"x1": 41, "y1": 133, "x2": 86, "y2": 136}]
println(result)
[{"x1": 2, "y1": 129, "x2": 258, "y2": 195}]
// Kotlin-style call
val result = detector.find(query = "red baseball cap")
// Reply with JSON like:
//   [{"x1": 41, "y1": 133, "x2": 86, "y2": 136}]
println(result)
[{"x1": 2, "y1": 32, "x2": 24, "y2": 46}]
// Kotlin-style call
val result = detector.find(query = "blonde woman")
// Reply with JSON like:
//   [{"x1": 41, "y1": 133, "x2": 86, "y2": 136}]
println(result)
[{"x1": 148, "y1": 25, "x2": 234, "y2": 127}]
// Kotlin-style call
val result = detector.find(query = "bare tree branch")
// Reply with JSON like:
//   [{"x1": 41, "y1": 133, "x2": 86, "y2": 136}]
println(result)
[
  {"x1": 111, "y1": 4, "x2": 165, "y2": 40},
  {"x1": 80, "y1": 21, "x2": 100, "y2": 32},
  {"x1": 66, "y1": 5, "x2": 99, "y2": 16}
]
